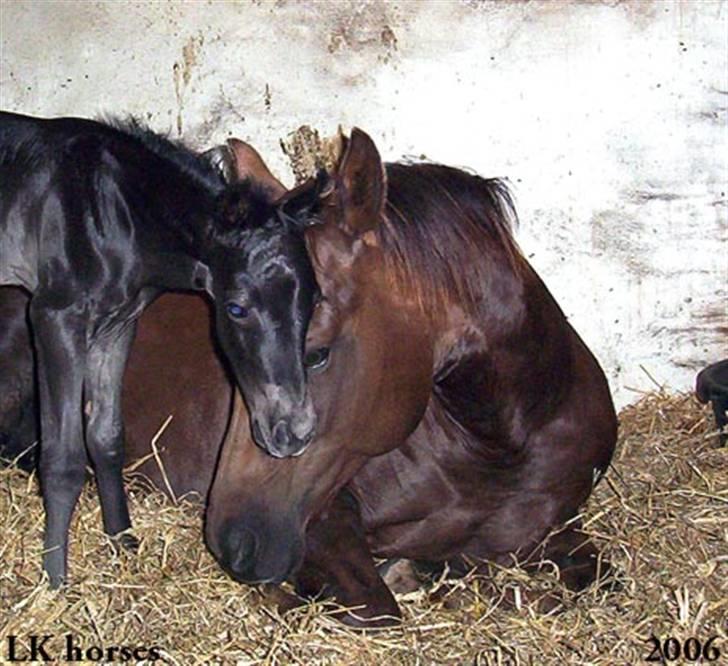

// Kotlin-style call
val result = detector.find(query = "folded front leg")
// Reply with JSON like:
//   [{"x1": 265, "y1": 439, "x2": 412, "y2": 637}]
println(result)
[{"x1": 293, "y1": 490, "x2": 401, "y2": 628}]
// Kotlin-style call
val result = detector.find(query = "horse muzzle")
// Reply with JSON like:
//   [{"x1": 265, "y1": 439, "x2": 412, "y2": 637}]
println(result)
[
  {"x1": 250, "y1": 401, "x2": 316, "y2": 458},
  {"x1": 207, "y1": 518, "x2": 304, "y2": 585}
]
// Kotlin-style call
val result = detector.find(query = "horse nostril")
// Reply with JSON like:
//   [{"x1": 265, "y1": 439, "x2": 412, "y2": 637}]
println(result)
[
  {"x1": 290, "y1": 432, "x2": 313, "y2": 458},
  {"x1": 268, "y1": 420, "x2": 313, "y2": 458},
  {"x1": 223, "y1": 526, "x2": 258, "y2": 576},
  {"x1": 272, "y1": 420, "x2": 291, "y2": 451},
  {"x1": 291, "y1": 409, "x2": 316, "y2": 443},
  {"x1": 251, "y1": 417, "x2": 295, "y2": 458}
]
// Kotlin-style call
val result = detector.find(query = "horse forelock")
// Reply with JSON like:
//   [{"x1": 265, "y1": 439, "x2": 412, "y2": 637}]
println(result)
[
  {"x1": 207, "y1": 180, "x2": 289, "y2": 250},
  {"x1": 378, "y1": 163, "x2": 525, "y2": 318}
]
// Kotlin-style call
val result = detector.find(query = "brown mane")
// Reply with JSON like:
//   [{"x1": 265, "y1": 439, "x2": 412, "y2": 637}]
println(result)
[{"x1": 379, "y1": 163, "x2": 525, "y2": 316}]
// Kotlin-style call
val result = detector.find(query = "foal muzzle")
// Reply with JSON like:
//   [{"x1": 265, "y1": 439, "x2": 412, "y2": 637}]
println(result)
[{"x1": 251, "y1": 401, "x2": 316, "y2": 458}]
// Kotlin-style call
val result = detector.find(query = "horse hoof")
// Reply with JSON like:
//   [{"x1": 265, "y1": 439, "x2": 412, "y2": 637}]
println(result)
[
  {"x1": 43, "y1": 552, "x2": 67, "y2": 589},
  {"x1": 260, "y1": 584, "x2": 307, "y2": 615},
  {"x1": 111, "y1": 532, "x2": 140, "y2": 554},
  {"x1": 378, "y1": 558, "x2": 422, "y2": 595},
  {"x1": 46, "y1": 573, "x2": 66, "y2": 590},
  {"x1": 332, "y1": 590, "x2": 403, "y2": 630}
]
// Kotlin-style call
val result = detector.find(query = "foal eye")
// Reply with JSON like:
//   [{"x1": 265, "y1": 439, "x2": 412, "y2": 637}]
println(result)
[
  {"x1": 226, "y1": 303, "x2": 249, "y2": 319},
  {"x1": 304, "y1": 347, "x2": 330, "y2": 371}
]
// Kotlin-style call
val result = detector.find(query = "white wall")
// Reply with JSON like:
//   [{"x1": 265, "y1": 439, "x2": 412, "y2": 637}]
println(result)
[{"x1": 1, "y1": 0, "x2": 726, "y2": 407}]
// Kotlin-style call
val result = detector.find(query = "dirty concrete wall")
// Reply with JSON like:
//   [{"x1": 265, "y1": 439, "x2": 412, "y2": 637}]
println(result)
[{"x1": 1, "y1": 0, "x2": 726, "y2": 407}]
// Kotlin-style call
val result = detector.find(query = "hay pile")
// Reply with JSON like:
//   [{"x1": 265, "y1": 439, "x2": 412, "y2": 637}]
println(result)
[{"x1": 1, "y1": 391, "x2": 725, "y2": 664}]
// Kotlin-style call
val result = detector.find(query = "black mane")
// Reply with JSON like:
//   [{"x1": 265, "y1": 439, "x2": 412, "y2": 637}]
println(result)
[
  {"x1": 103, "y1": 116, "x2": 225, "y2": 194},
  {"x1": 103, "y1": 118, "x2": 300, "y2": 250}
]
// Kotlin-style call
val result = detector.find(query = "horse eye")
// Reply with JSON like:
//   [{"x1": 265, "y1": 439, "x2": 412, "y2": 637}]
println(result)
[
  {"x1": 304, "y1": 347, "x2": 330, "y2": 371},
  {"x1": 226, "y1": 303, "x2": 249, "y2": 319}
]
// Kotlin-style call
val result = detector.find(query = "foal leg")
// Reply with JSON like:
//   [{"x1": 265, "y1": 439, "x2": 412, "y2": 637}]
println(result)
[
  {"x1": 711, "y1": 396, "x2": 727, "y2": 446},
  {"x1": 293, "y1": 490, "x2": 401, "y2": 628},
  {"x1": 0, "y1": 288, "x2": 38, "y2": 470},
  {"x1": 85, "y1": 325, "x2": 137, "y2": 550},
  {"x1": 30, "y1": 303, "x2": 87, "y2": 588}
]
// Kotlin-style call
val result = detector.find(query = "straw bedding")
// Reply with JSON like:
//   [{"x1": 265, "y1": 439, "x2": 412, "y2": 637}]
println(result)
[{"x1": 0, "y1": 390, "x2": 725, "y2": 664}]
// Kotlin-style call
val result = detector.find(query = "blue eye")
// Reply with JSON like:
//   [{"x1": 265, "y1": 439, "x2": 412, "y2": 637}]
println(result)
[{"x1": 226, "y1": 303, "x2": 249, "y2": 319}]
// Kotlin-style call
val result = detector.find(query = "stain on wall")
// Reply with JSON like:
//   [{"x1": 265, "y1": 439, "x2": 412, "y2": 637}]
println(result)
[
  {"x1": 326, "y1": 1, "x2": 399, "y2": 64},
  {"x1": 280, "y1": 126, "x2": 341, "y2": 185},
  {"x1": 173, "y1": 33, "x2": 204, "y2": 135},
  {"x1": 1, "y1": 0, "x2": 725, "y2": 406}
]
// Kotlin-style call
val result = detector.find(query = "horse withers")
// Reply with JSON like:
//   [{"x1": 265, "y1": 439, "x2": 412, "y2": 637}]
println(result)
[
  {"x1": 0, "y1": 112, "x2": 317, "y2": 586},
  {"x1": 204, "y1": 129, "x2": 618, "y2": 625}
]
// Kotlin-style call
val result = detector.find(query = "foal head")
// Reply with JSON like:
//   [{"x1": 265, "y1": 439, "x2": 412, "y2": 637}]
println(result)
[{"x1": 201, "y1": 142, "x2": 328, "y2": 458}]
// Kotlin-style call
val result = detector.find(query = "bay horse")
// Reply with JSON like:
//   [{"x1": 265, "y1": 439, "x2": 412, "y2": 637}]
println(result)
[
  {"x1": 0, "y1": 112, "x2": 317, "y2": 586},
  {"x1": 204, "y1": 129, "x2": 619, "y2": 624}
]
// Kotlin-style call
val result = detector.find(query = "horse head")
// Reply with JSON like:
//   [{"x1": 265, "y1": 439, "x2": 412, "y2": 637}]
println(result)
[{"x1": 199, "y1": 142, "x2": 328, "y2": 459}]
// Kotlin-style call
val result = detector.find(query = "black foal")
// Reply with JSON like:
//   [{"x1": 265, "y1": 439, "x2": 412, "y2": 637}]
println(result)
[{"x1": 0, "y1": 113, "x2": 317, "y2": 586}]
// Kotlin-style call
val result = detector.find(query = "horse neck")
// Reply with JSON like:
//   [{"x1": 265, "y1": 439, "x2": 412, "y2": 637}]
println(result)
[
  {"x1": 430, "y1": 258, "x2": 574, "y2": 442},
  {"x1": 133, "y1": 177, "x2": 215, "y2": 290}
]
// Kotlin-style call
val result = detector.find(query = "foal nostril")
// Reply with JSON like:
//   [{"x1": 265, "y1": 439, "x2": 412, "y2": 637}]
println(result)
[
  {"x1": 291, "y1": 408, "x2": 316, "y2": 443},
  {"x1": 266, "y1": 419, "x2": 312, "y2": 458},
  {"x1": 272, "y1": 420, "x2": 291, "y2": 452},
  {"x1": 250, "y1": 417, "x2": 296, "y2": 458}
]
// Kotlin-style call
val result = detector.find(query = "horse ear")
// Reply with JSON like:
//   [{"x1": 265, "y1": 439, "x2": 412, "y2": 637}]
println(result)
[
  {"x1": 200, "y1": 145, "x2": 236, "y2": 183},
  {"x1": 226, "y1": 138, "x2": 287, "y2": 201},
  {"x1": 278, "y1": 170, "x2": 330, "y2": 228},
  {"x1": 334, "y1": 128, "x2": 386, "y2": 236}
]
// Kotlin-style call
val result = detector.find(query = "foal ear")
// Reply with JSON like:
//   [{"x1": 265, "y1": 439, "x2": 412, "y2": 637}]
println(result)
[
  {"x1": 335, "y1": 128, "x2": 387, "y2": 236},
  {"x1": 201, "y1": 145, "x2": 237, "y2": 183},
  {"x1": 278, "y1": 170, "x2": 330, "y2": 228},
  {"x1": 226, "y1": 138, "x2": 287, "y2": 201}
]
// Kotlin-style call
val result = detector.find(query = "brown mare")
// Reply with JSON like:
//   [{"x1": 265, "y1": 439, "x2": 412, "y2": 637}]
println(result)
[{"x1": 204, "y1": 129, "x2": 618, "y2": 625}]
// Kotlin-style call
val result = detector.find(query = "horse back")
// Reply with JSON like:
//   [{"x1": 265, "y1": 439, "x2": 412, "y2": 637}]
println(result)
[
  {"x1": 0, "y1": 111, "x2": 110, "y2": 169},
  {"x1": 0, "y1": 113, "x2": 150, "y2": 295}
]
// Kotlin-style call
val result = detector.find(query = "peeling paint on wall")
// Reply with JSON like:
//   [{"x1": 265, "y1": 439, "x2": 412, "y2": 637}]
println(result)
[
  {"x1": 280, "y1": 126, "x2": 342, "y2": 185},
  {"x1": 0, "y1": 0, "x2": 726, "y2": 407}
]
